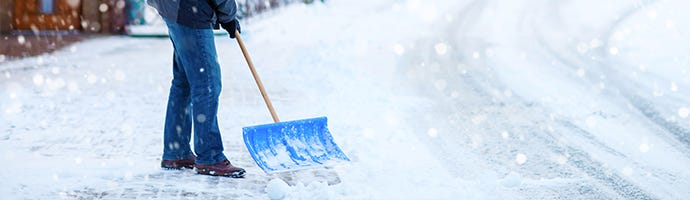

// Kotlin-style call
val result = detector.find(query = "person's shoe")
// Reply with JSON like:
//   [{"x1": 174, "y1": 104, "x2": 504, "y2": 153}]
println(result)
[
  {"x1": 161, "y1": 156, "x2": 196, "y2": 169},
  {"x1": 195, "y1": 160, "x2": 246, "y2": 178}
]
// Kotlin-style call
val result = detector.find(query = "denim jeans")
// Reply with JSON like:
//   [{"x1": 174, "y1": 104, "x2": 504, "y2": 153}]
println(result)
[{"x1": 162, "y1": 19, "x2": 227, "y2": 165}]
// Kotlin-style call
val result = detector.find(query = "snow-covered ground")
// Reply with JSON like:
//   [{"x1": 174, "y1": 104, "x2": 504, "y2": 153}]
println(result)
[{"x1": 2, "y1": 0, "x2": 690, "y2": 199}]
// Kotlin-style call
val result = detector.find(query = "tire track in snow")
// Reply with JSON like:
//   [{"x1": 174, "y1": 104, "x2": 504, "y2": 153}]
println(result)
[
  {"x1": 396, "y1": 0, "x2": 658, "y2": 198},
  {"x1": 552, "y1": 121, "x2": 654, "y2": 199},
  {"x1": 533, "y1": 0, "x2": 690, "y2": 156},
  {"x1": 529, "y1": 0, "x2": 689, "y2": 198}
]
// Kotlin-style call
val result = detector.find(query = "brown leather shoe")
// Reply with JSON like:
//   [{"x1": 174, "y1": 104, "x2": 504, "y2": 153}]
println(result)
[
  {"x1": 195, "y1": 160, "x2": 246, "y2": 178},
  {"x1": 161, "y1": 156, "x2": 196, "y2": 169}
]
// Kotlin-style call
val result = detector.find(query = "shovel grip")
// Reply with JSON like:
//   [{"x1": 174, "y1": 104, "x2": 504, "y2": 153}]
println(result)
[{"x1": 235, "y1": 30, "x2": 281, "y2": 123}]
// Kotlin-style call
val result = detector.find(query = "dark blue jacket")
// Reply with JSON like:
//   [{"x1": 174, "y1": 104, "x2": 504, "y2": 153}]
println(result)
[{"x1": 147, "y1": 0, "x2": 238, "y2": 29}]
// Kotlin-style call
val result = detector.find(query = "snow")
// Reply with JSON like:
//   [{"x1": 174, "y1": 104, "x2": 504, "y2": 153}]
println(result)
[
  {"x1": 501, "y1": 171, "x2": 522, "y2": 188},
  {"x1": 2, "y1": 0, "x2": 690, "y2": 199},
  {"x1": 266, "y1": 178, "x2": 290, "y2": 200}
]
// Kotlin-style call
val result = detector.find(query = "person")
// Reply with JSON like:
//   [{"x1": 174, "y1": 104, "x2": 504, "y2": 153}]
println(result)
[{"x1": 147, "y1": 0, "x2": 245, "y2": 178}]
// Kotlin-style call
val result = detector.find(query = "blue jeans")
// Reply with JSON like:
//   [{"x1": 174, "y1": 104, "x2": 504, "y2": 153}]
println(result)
[{"x1": 162, "y1": 20, "x2": 227, "y2": 165}]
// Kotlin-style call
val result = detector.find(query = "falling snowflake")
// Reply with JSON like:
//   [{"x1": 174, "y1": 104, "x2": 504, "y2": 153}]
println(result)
[
  {"x1": 671, "y1": 82, "x2": 678, "y2": 92},
  {"x1": 678, "y1": 107, "x2": 689, "y2": 118},
  {"x1": 434, "y1": 79, "x2": 447, "y2": 91},
  {"x1": 501, "y1": 131, "x2": 509, "y2": 140},
  {"x1": 577, "y1": 68, "x2": 586, "y2": 77},
  {"x1": 427, "y1": 128, "x2": 438, "y2": 138},
  {"x1": 586, "y1": 116, "x2": 598, "y2": 127},
  {"x1": 516, "y1": 153, "x2": 527, "y2": 165},
  {"x1": 576, "y1": 42, "x2": 589, "y2": 54},
  {"x1": 589, "y1": 38, "x2": 603, "y2": 49},
  {"x1": 647, "y1": 10, "x2": 657, "y2": 19},
  {"x1": 33, "y1": 74, "x2": 45, "y2": 86},
  {"x1": 609, "y1": 47, "x2": 619, "y2": 56},
  {"x1": 393, "y1": 44, "x2": 405, "y2": 55},
  {"x1": 434, "y1": 42, "x2": 448, "y2": 55},
  {"x1": 639, "y1": 143, "x2": 650, "y2": 153},
  {"x1": 503, "y1": 89, "x2": 512, "y2": 98},
  {"x1": 622, "y1": 166, "x2": 634, "y2": 176},
  {"x1": 99, "y1": 3, "x2": 109, "y2": 12},
  {"x1": 556, "y1": 155, "x2": 568, "y2": 165},
  {"x1": 197, "y1": 114, "x2": 207, "y2": 123},
  {"x1": 115, "y1": 70, "x2": 126, "y2": 81},
  {"x1": 17, "y1": 35, "x2": 25, "y2": 45}
]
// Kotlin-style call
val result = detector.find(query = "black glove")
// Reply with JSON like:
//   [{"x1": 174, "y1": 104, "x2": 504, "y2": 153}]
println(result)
[{"x1": 220, "y1": 19, "x2": 241, "y2": 39}]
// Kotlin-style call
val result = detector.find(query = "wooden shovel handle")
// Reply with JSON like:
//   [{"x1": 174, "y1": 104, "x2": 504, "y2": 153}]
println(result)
[{"x1": 235, "y1": 30, "x2": 280, "y2": 123}]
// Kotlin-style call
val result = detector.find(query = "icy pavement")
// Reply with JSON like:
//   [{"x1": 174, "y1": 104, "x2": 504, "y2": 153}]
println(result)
[{"x1": 2, "y1": 0, "x2": 690, "y2": 199}]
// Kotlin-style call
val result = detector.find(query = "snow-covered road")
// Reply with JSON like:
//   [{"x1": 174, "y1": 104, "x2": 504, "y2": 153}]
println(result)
[{"x1": 2, "y1": 0, "x2": 689, "y2": 199}]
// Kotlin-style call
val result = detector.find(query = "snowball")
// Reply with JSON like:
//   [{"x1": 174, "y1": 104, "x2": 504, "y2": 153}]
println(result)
[
  {"x1": 266, "y1": 178, "x2": 290, "y2": 200},
  {"x1": 501, "y1": 171, "x2": 522, "y2": 188}
]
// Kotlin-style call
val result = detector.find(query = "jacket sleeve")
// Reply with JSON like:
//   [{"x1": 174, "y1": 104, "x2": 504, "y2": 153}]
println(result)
[{"x1": 209, "y1": 0, "x2": 238, "y2": 23}]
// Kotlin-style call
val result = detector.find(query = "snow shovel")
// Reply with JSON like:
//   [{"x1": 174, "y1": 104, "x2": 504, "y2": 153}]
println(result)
[{"x1": 234, "y1": 30, "x2": 350, "y2": 173}]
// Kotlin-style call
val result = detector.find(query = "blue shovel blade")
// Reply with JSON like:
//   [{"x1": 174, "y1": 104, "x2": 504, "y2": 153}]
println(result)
[{"x1": 242, "y1": 117, "x2": 350, "y2": 173}]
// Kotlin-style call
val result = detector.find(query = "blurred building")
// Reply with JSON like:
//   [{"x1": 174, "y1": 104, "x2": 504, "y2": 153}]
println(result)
[{"x1": 0, "y1": 0, "x2": 127, "y2": 34}]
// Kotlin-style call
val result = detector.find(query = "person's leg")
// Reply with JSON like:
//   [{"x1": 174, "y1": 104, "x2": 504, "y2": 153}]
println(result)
[
  {"x1": 166, "y1": 20, "x2": 227, "y2": 166},
  {"x1": 162, "y1": 47, "x2": 194, "y2": 162}
]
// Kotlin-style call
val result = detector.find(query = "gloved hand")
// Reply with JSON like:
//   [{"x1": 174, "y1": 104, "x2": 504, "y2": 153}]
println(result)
[{"x1": 220, "y1": 19, "x2": 241, "y2": 39}]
